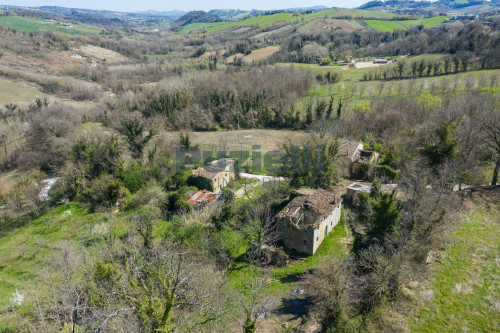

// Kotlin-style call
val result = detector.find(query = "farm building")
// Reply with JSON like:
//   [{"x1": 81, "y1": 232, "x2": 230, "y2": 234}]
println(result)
[
  {"x1": 187, "y1": 190, "x2": 222, "y2": 209},
  {"x1": 339, "y1": 140, "x2": 364, "y2": 162},
  {"x1": 351, "y1": 150, "x2": 380, "y2": 175},
  {"x1": 191, "y1": 158, "x2": 236, "y2": 193},
  {"x1": 277, "y1": 189, "x2": 342, "y2": 255},
  {"x1": 346, "y1": 183, "x2": 371, "y2": 206},
  {"x1": 337, "y1": 140, "x2": 364, "y2": 176},
  {"x1": 373, "y1": 59, "x2": 388, "y2": 64}
]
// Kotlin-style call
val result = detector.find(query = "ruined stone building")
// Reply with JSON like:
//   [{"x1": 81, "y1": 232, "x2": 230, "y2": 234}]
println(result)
[{"x1": 277, "y1": 189, "x2": 342, "y2": 255}]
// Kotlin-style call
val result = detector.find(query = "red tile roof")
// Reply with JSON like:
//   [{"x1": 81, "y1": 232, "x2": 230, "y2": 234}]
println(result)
[{"x1": 187, "y1": 190, "x2": 222, "y2": 206}]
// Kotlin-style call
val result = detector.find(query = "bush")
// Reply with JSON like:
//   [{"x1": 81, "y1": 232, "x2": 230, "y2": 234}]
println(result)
[
  {"x1": 165, "y1": 186, "x2": 192, "y2": 214},
  {"x1": 128, "y1": 181, "x2": 167, "y2": 209},
  {"x1": 321, "y1": 57, "x2": 332, "y2": 66},
  {"x1": 81, "y1": 176, "x2": 131, "y2": 209},
  {"x1": 123, "y1": 162, "x2": 146, "y2": 193},
  {"x1": 373, "y1": 164, "x2": 400, "y2": 181}
]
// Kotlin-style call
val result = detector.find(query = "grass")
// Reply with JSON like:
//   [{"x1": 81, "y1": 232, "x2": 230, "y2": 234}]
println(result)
[
  {"x1": 303, "y1": 68, "x2": 500, "y2": 113},
  {"x1": 277, "y1": 63, "x2": 500, "y2": 118},
  {"x1": 336, "y1": 8, "x2": 396, "y2": 19},
  {"x1": 228, "y1": 213, "x2": 348, "y2": 296},
  {"x1": 0, "y1": 15, "x2": 101, "y2": 36},
  {"x1": 179, "y1": 13, "x2": 295, "y2": 34},
  {"x1": 365, "y1": 16, "x2": 447, "y2": 32},
  {"x1": 141, "y1": 53, "x2": 171, "y2": 59},
  {"x1": 0, "y1": 202, "x2": 140, "y2": 309},
  {"x1": 0, "y1": 78, "x2": 46, "y2": 105},
  {"x1": 411, "y1": 206, "x2": 500, "y2": 332},
  {"x1": 180, "y1": 8, "x2": 341, "y2": 34},
  {"x1": 365, "y1": 20, "x2": 408, "y2": 32}
]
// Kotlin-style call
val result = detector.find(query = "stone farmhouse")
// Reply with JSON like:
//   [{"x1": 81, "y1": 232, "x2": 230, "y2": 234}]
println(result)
[
  {"x1": 337, "y1": 140, "x2": 379, "y2": 177},
  {"x1": 277, "y1": 189, "x2": 342, "y2": 255},
  {"x1": 191, "y1": 158, "x2": 236, "y2": 193},
  {"x1": 351, "y1": 150, "x2": 380, "y2": 175}
]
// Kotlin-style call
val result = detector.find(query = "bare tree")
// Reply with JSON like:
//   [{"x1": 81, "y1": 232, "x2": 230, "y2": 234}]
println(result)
[
  {"x1": 480, "y1": 111, "x2": 500, "y2": 185},
  {"x1": 302, "y1": 258, "x2": 358, "y2": 330},
  {"x1": 238, "y1": 267, "x2": 271, "y2": 333}
]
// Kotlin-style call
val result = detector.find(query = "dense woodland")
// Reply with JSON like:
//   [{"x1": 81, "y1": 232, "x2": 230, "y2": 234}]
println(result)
[{"x1": 0, "y1": 3, "x2": 499, "y2": 333}]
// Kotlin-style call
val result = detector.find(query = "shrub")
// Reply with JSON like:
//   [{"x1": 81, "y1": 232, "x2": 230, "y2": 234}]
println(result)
[
  {"x1": 123, "y1": 162, "x2": 146, "y2": 193},
  {"x1": 128, "y1": 181, "x2": 167, "y2": 209},
  {"x1": 373, "y1": 164, "x2": 400, "y2": 180},
  {"x1": 321, "y1": 57, "x2": 332, "y2": 66},
  {"x1": 81, "y1": 176, "x2": 131, "y2": 209},
  {"x1": 71, "y1": 135, "x2": 122, "y2": 179}
]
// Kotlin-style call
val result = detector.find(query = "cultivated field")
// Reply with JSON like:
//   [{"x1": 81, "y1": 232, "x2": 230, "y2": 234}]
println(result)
[
  {"x1": 78, "y1": 45, "x2": 130, "y2": 64},
  {"x1": 0, "y1": 15, "x2": 101, "y2": 35},
  {"x1": 180, "y1": 8, "x2": 342, "y2": 35},
  {"x1": 298, "y1": 18, "x2": 363, "y2": 33},
  {"x1": 365, "y1": 16, "x2": 447, "y2": 32},
  {"x1": 166, "y1": 129, "x2": 311, "y2": 152},
  {"x1": 242, "y1": 46, "x2": 280, "y2": 62}
]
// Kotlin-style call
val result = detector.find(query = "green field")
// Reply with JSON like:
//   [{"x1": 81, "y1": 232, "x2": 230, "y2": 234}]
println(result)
[
  {"x1": 0, "y1": 16, "x2": 101, "y2": 36},
  {"x1": 179, "y1": 13, "x2": 296, "y2": 34},
  {"x1": 305, "y1": 68, "x2": 500, "y2": 107},
  {"x1": 228, "y1": 213, "x2": 348, "y2": 295},
  {"x1": 180, "y1": 9, "x2": 341, "y2": 34},
  {"x1": 365, "y1": 16, "x2": 447, "y2": 32},
  {"x1": 337, "y1": 8, "x2": 396, "y2": 19},
  {"x1": 411, "y1": 206, "x2": 500, "y2": 332},
  {"x1": 277, "y1": 54, "x2": 448, "y2": 81},
  {"x1": 0, "y1": 78, "x2": 46, "y2": 105},
  {"x1": 276, "y1": 61, "x2": 500, "y2": 114},
  {"x1": 180, "y1": 8, "x2": 399, "y2": 35}
]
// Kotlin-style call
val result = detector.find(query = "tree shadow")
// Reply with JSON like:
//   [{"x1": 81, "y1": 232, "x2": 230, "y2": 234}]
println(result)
[{"x1": 273, "y1": 294, "x2": 312, "y2": 321}]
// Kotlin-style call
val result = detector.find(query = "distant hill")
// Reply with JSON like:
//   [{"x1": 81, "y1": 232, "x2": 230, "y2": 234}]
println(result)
[
  {"x1": 359, "y1": 0, "x2": 499, "y2": 14},
  {"x1": 176, "y1": 11, "x2": 221, "y2": 26},
  {"x1": 134, "y1": 10, "x2": 187, "y2": 19},
  {"x1": 284, "y1": 6, "x2": 328, "y2": 11},
  {"x1": 208, "y1": 6, "x2": 329, "y2": 21},
  {"x1": 208, "y1": 9, "x2": 252, "y2": 21}
]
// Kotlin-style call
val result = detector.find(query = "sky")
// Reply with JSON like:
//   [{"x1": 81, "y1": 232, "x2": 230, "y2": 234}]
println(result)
[{"x1": 0, "y1": 0, "x2": 369, "y2": 12}]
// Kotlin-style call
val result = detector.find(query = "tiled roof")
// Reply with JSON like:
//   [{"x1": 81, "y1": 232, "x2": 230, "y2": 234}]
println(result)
[
  {"x1": 278, "y1": 189, "x2": 342, "y2": 222},
  {"x1": 187, "y1": 190, "x2": 221, "y2": 206},
  {"x1": 192, "y1": 158, "x2": 235, "y2": 180}
]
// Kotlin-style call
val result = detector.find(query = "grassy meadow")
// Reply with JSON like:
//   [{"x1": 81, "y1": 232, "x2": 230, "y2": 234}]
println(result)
[
  {"x1": 0, "y1": 78, "x2": 46, "y2": 105},
  {"x1": 365, "y1": 16, "x2": 447, "y2": 32},
  {"x1": 0, "y1": 15, "x2": 102, "y2": 35},
  {"x1": 411, "y1": 198, "x2": 500, "y2": 332}
]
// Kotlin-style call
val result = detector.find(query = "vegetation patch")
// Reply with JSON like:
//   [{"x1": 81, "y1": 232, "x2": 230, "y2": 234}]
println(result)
[{"x1": 0, "y1": 15, "x2": 101, "y2": 35}]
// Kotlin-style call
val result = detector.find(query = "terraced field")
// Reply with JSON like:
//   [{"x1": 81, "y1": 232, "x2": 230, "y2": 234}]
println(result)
[
  {"x1": 180, "y1": 9, "x2": 341, "y2": 34},
  {"x1": 178, "y1": 8, "x2": 420, "y2": 35},
  {"x1": 336, "y1": 8, "x2": 396, "y2": 19},
  {"x1": 365, "y1": 16, "x2": 447, "y2": 32},
  {"x1": 0, "y1": 15, "x2": 101, "y2": 35},
  {"x1": 298, "y1": 19, "x2": 364, "y2": 33}
]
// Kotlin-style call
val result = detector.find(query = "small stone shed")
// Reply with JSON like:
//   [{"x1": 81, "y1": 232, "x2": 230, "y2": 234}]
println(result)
[{"x1": 346, "y1": 183, "x2": 371, "y2": 206}]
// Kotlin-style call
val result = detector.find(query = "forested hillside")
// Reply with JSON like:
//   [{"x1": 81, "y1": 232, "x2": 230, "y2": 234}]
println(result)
[{"x1": 0, "y1": 2, "x2": 499, "y2": 332}]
